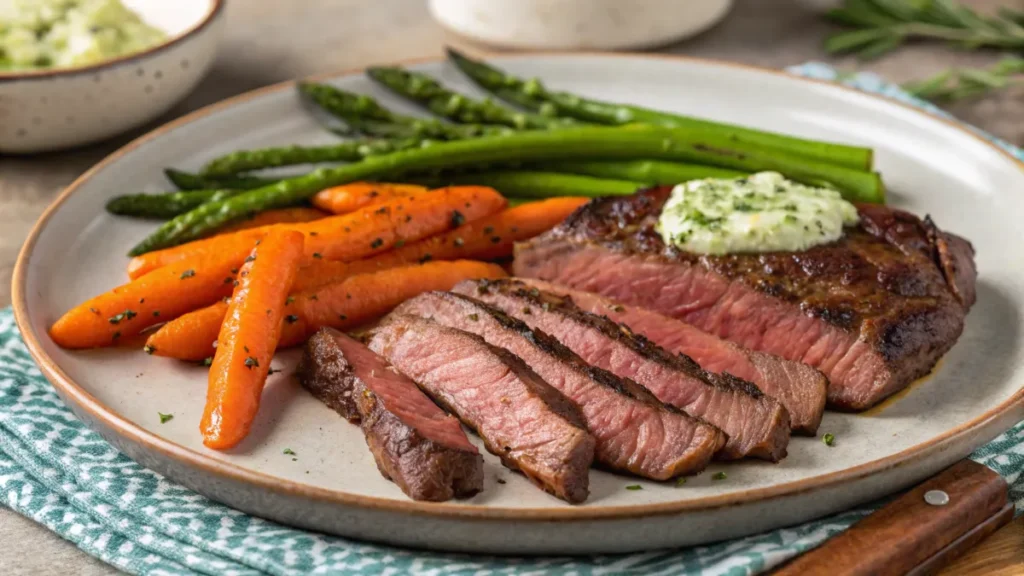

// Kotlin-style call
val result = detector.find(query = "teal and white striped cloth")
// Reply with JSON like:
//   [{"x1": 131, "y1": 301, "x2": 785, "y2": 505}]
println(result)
[{"x1": 2, "y1": 64, "x2": 1022, "y2": 575}]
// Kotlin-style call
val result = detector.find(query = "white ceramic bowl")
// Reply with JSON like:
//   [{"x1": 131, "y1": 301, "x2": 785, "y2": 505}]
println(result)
[
  {"x1": 0, "y1": 0, "x2": 225, "y2": 154},
  {"x1": 428, "y1": 0, "x2": 734, "y2": 51}
]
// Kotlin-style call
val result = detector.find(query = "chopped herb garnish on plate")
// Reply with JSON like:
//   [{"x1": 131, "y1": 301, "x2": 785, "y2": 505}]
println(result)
[
  {"x1": 158, "y1": 412, "x2": 173, "y2": 424},
  {"x1": 625, "y1": 484, "x2": 643, "y2": 491},
  {"x1": 822, "y1": 433, "x2": 836, "y2": 447}
]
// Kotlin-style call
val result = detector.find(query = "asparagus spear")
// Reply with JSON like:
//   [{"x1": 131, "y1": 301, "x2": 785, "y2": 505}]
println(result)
[
  {"x1": 531, "y1": 160, "x2": 745, "y2": 184},
  {"x1": 200, "y1": 139, "x2": 426, "y2": 177},
  {"x1": 366, "y1": 66, "x2": 575, "y2": 130},
  {"x1": 300, "y1": 82, "x2": 514, "y2": 141},
  {"x1": 345, "y1": 116, "x2": 514, "y2": 140},
  {"x1": 447, "y1": 47, "x2": 874, "y2": 171},
  {"x1": 129, "y1": 125, "x2": 883, "y2": 256},
  {"x1": 417, "y1": 171, "x2": 642, "y2": 199},
  {"x1": 107, "y1": 189, "x2": 245, "y2": 219},
  {"x1": 164, "y1": 169, "x2": 279, "y2": 191}
]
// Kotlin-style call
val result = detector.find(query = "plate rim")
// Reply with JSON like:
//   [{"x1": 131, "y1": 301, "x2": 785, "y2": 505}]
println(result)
[{"x1": 13, "y1": 51, "x2": 1024, "y2": 522}]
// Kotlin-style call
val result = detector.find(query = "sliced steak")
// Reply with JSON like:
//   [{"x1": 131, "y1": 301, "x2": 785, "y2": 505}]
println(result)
[
  {"x1": 395, "y1": 292, "x2": 725, "y2": 479},
  {"x1": 367, "y1": 315, "x2": 595, "y2": 503},
  {"x1": 513, "y1": 278, "x2": 827, "y2": 435},
  {"x1": 298, "y1": 328, "x2": 483, "y2": 501},
  {"x1": 513, "y1": 189, "x2": 976, "y2": 411},
  {"x1": 454, "y1": 279, "x2": 791, "y2": 461}
]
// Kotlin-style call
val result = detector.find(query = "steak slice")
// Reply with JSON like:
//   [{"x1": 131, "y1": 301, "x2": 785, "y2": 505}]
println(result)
[
  {"x1": 454, "y1": 279, "x2": 791, "y2": 461},
  {"x1": 395, "y1": 292, "x2": 725, "y2": 479},
  {"x1": 367, "y1": 315, "x2": 595, "y2": 503},
  {"x1": 513, "y1": 188, "x2": 976, "y2": 410},
  {"x1": 298, "y1": 328, "x2": 483, "y2": 501},
  {"x1": 514, "y1": 278, "x2": 827, "y2": 435}
]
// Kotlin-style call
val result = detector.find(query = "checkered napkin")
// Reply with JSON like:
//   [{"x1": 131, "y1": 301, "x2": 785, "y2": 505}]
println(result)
[{"x1": 1, "y1": 64, "x2": 1022, "y2": 575}]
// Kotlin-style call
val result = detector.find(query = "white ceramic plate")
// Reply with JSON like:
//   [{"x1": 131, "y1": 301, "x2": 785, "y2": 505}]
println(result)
[{"x1": 13, "y1": 54, "x2": 1024, "y2": 554}]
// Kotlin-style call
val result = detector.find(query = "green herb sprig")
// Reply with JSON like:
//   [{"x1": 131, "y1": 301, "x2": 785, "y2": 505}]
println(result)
[
  {"x1": 902, "y1": 56, "x2": 1024, "y2": 101},
  {"x1": 826, "y1": 0, "x2": 1024, "y2": 60}
]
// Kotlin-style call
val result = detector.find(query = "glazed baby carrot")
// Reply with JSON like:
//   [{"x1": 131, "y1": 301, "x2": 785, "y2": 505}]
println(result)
[
  {"x1": 216, "y1": 207, "x2": 328, "y2": 234},
  {"x1": 148, "y1": 259, "x2": 383, "y2": 360},
  {"x1": 200, "y1": 230, "x2": 305, "y2": 450},
  {"x1": 291, "y1": 258, "x2": 395, "y2": 292},
  {"x1": 280, "y1": 260, "x2": 508, "y2": 347},
  {"x1": 127, "y1": 229, "x2": 264, "y2": 280},
  {"x1": 367, "y1": 196, "x2": 589, "y2": 267},
  {"x1": 285, "y1": 197, "x2": 586, "y2": 290},
  {"x1": 145, "y1": 300, "x2": 230, "y2": 361},
  {"x1": 311, "y1": 182, "x2": 427, "y2": 215},
  {"x1": 150, "y1": 260, "x2": 507, "y2": 360},
  {"x1": 49, "y1": 240, "x2": 257, "y2": 349},
  {"x1": 300, "y1": 185, "x2": 506, "y2": 262},
  {"x1": 126, "y1": 186, "x2": 506, "y2": 279}
]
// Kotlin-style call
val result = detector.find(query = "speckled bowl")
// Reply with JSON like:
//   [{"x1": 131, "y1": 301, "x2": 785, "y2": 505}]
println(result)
[{"x1": 0, "y1": 0, "x2": 225, "y2": 154}]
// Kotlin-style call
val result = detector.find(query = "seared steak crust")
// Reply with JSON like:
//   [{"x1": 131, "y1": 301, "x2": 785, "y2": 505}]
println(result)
[
  {"x1": 395, "y1": 292, "x2": 726, "y2": 479},
  {"x1": 368, "y1": 315, "x2": 595, "y2": 503},
  {"x1": 512, "y1": 278, "x2": 828, "y2": 435},
  {"x1": 455, "y1": 279, "x2": 791, "y2": 461},
  {"x1": 298, "y1": 328, "x2": 483, "y2": 501},
  {"x1": 513, "y1": 188, "x2": 976, "y2": 410}
]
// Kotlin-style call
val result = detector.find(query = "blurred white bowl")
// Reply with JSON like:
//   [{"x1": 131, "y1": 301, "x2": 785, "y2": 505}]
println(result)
[
  {"x1": 0, "y1": 0, "x2": 225, "y2": 153},
  {"x1": 428, "y1": 0, "x2": 734, "y2": 51}
]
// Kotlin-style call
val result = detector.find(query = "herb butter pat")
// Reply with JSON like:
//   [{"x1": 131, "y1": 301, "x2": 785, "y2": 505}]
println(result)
[{"x1": 656, "y1": 172, "x2": 859, "y2": 255}]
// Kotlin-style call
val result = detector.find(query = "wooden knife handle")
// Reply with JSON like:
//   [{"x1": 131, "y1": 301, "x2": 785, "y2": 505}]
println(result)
[{"x1": 774, "y1": 460, "x2": 1011, "y2": 576}]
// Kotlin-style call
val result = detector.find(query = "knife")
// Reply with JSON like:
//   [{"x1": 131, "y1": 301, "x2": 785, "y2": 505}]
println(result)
[{"x1": 773, "y1": 460, "x2": 1013, "y2": 576}]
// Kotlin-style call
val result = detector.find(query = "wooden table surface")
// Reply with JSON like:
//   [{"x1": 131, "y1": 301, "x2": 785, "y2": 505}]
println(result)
[{"x1": 1, "y1": 0, "x2": 1021, "y2": 574}]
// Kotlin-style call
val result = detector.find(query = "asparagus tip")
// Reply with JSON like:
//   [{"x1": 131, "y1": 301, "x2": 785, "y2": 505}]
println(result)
[
  {"x1": 445, "y1": 46, "x2": 470, "y2": 61},
  {"x1": 365, "y1": 66, "x2": 390, "y2": 79}
]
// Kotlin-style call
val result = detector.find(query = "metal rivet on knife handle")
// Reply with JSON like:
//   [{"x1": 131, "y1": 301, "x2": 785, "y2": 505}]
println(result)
[{"x1": 924, "y1": 490, "x2": 950, "y2": 506}]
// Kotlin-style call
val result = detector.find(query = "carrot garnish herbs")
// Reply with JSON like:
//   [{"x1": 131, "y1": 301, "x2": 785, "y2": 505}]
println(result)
[
  {"x1": 217, "y1": 207, "x2": 328, "y2": 234},
  {"x1": 299, "y1": 185, "x2": 507, "y2": 263},
  {"x1": 200, "y1": 230, "x2": 305, "y2": 450},
  {"x1": 280, "y1": 260, "x2": 508, "y2": 347},
  {"x1": 365, "y1": 196, "x2": 589, "y2": 268},
  {"x1": 148, "y1": 260, "x2": 508, "y2": 361},
  {"x1": 49, "y1": 240, "x2": 257, "y2": 349},
  {"x1": 311, "y1": 182, "x2": 427, "y2": 215},
  {"x1": 145, "y1": 300, "x2": 230, "y2": 361},
  {"x1": 126, "y1": 186, "x2": 506, "y2": 280}
]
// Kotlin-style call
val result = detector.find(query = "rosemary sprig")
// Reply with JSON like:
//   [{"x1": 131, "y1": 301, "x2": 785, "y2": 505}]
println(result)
[
  {"x1": 903, "y1": 56, "x2": 1024, "y2": 102},
  {"x1": 826, "y1": 0, "x2": 1024, "y2": 60}
]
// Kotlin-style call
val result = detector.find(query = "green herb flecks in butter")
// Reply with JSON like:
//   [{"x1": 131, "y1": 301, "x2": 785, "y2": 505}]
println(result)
[{"x1": 656, "y1": 172, "x2": 859, "y2": 255}]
